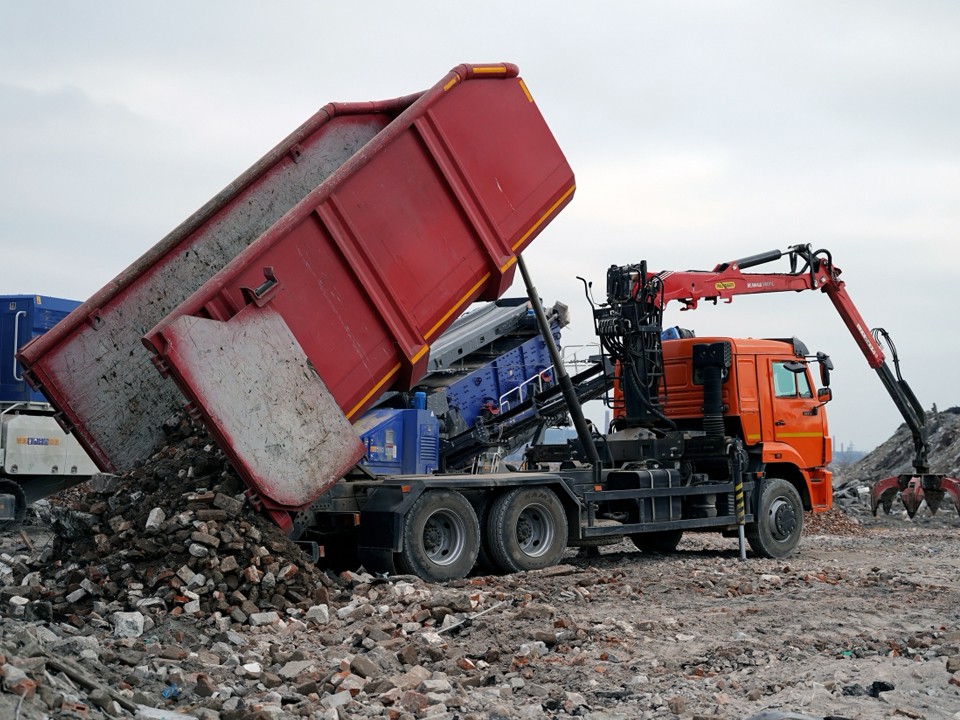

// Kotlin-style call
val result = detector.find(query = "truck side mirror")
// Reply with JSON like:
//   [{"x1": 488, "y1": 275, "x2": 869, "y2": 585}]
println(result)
[
  {"x1": 816, "y1": 352, "x2": 833, "y2": 387},
  {"x1": 817, "y1": 387, "x2": 832, "y2": 403}
]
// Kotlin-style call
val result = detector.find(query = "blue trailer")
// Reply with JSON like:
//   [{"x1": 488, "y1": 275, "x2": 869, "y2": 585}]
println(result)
[
  {"x1": 1, "y1": 295, "x2": 82, "y2": 403},
  {"x1": 1, "y1": 295, "x2": 100, "y2": 524}
]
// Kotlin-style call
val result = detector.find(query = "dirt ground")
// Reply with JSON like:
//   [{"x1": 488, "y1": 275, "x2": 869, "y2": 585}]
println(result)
[
  {"x1": 522, "y1": 515, "x2": 960, "y2": 719},
  {"x1": 2, "y1": 503, "x2": 959, "y2": 720}
]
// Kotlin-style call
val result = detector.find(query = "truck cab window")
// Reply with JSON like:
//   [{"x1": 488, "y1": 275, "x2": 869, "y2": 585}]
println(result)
[{"x1": 773, "y1": 361, "x2": 812, "y2": 398}]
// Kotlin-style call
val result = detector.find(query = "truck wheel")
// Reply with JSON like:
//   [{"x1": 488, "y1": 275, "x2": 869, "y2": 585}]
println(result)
[
  {"x1": 395, "y1": 490, "x2": 479, "y2": 582},
  {"x1": 471, "y1": 494, "x2": 497, "y2": 574},
  {"x1": 630, "y1": 530, "x2": 683, "y2": 554},
  {"x1": 486, "y1": 487, "x2": 568, "y2": 573},
  {"x1": 747, "y1": 478, "x2": 803, "y2": 558}
]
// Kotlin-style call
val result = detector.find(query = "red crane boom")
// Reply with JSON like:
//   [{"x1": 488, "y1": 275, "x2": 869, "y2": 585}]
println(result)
[{"x1": 628, "y1": 244, "x2": 958, "y2": 517}]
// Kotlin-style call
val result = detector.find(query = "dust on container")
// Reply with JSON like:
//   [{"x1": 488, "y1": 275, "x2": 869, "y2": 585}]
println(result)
[
  {"x1": 17, "y1": 62, "x2": 575, "y2": 534},
  {"x1": 142, "y1": 63, "x2": 575, "y2": 530}
]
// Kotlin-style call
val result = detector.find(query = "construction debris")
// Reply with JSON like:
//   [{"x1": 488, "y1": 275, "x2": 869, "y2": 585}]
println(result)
[{"x1": 0, "y1": 416, "x2": 959, "y2": 719}]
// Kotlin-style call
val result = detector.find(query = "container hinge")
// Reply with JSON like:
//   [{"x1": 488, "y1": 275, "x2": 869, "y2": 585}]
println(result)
[
  {"x1": 241, "y1": 266, "x2": 280, "y2": 307},
  {"x1": 183, "y1": 402, "x2": 203, "y2": 423},
  {"x1": 150, "y1": 353, "x2": 171, "y2": 378}
]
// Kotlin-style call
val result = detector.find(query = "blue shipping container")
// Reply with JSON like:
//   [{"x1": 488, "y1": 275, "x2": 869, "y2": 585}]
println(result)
[{"x1": 1, "y1": 295, "x2": 80, "y2": 403}]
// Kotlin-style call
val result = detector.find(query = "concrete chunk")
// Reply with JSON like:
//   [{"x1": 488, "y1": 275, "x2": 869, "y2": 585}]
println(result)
[
  {"x1": 249, "y1": 611, "x2": 280, "y2": 626},
  {"x1": 145, "y1": 508, "x2": 166, "y2": 532},
  {"x1": 112, "y1": 611, "x2": 145, "y2": 638}
]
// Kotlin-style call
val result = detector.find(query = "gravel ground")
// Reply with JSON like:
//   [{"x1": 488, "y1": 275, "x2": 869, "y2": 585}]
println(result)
[
  {"x1": 1, "y1": 498, "x2": 959, "y2": 720},
  {"x1": 1, "y1": 414, "x2": 958, "y2": 720}
]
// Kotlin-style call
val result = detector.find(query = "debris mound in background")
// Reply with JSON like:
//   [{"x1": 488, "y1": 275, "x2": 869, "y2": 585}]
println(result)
[
  {"x1": 803, "y1": 508, "x2": 865, "y2": 536},
  {"x1": 832, "y1": 406, "x2": 960, "y2": 522}
]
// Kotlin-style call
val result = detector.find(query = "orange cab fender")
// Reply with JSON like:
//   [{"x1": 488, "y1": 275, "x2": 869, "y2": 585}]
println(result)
[{"x1": 759, "y1": 441, "x2": 815, "y2": 511}]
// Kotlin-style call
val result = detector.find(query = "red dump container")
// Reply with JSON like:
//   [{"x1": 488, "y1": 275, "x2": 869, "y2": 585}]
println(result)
[
  {"x1": 19, "y1": 63, "x2": 574, "y2": 529},
  {"x1": 140, "y1": 64, "x2": 574, "y2": 527},
  {"x1": 20, "y1": 86, "x2": 417, "y2": 476}
]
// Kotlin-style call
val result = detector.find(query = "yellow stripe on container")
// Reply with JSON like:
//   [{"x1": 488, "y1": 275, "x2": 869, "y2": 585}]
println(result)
[
  {"x1": 518, "y1": 79, "x2": 533, "y2": 102},
  {"x1": 346, "y1": 364, "x2": 401, "y2": 419},
  {"x1": 512, "y1": 185, "x2": 576, "y2": 251}
]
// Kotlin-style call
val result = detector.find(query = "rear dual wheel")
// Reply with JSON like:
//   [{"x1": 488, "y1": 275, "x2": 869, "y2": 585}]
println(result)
[
  {"x1": 485, "y1": 487, "x2": 568, "y2": 573},
  {"x1": 395, "y1": 490, "x2": 479, "y2": 582}
]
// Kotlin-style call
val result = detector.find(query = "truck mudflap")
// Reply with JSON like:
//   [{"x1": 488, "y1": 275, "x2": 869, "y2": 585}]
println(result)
[
  {"x1": 871, "y1": 473, "x2": 960, "y2": 518},
  {"x1": 18, "y1": 63, "x2": 575, "y2": 495}
]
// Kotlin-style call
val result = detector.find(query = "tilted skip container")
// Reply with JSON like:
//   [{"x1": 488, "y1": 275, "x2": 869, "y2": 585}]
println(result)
[{"x1": 19, "y1": 63, "x2": 574, "y2": 531}]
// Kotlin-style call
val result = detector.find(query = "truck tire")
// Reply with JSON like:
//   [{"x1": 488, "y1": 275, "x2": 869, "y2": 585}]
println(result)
[
  {"x1": 747, "y1": 478, "x2": 803, "y2": 558},
  {"x1": 471, "y1": 494, "x2": 497, "y2": 574},
  {"x1": 486, "y1": 486, "x2": 568, "y2": 573},
  {"x1": 630, "y1": 529, "x2": 683, "y2": 554},
  {"x1": 395, "y1": 490, "x2": 479, "y2": 582}
]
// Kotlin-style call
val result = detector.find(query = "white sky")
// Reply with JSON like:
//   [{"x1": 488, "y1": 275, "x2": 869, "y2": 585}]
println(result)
[{"x1": 1, "y1": 1, "x2": 958, "y2": 453}]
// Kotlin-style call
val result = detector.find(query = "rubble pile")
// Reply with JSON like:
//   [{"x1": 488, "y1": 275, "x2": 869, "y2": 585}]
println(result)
[
  {"x1": 832, "y1": 406, "x2": 960, "y2": 521},
  {"x1": 4, "y1": 529, "x2": 959, "y2": 720},
  {"x1": 801, "y1": 509, "x2": 865, "y2": 537},
  {"x1": 12, "y1": 415, "x2": 335, "y2": 627}
]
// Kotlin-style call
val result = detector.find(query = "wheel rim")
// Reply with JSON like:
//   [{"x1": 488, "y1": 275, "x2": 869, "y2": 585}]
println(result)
[
  {"x1": 422, "y1": 509, "x2": 467, "y2": 567},
  {"x1": 515, "y1": 503, "x2": 555, "y2": 558},
  {"x1": 768, "y1": 497, "x2": 798, "y2": 542}
]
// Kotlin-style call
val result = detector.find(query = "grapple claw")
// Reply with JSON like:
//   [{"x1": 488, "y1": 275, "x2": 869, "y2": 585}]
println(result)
[
  {"x1": 941, "y1": 476, "x2": 960, "y2": 516},
  {"x1": 922, "y1": 488, "x2": 945, "y2": 515},
  {"x1": 870, "y1": 474, "x2": 960, "y2": 517},
  {"x1": 870, "y1": 476, "x2": 902, "y2": 516},
  {"x1": 899, "y1": 477, "x2": 924, "y2": 518}
]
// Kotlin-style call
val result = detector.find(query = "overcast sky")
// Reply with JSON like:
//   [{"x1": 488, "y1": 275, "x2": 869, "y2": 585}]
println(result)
[{"x1": 2, "y1": 2, "x2": 958, "y2": 453}]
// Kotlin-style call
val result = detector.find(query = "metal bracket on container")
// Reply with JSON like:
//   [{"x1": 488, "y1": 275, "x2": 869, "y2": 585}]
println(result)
[
  {"x1": 150, "y1": 353, "x2": 171, "y2": 378},
  {"x1": 87, "y1": 311, "x2": 104, "y2": 330},
  {"x1": 241, "y1": 267, "x2": 281, "y2": 307},
  {"x1": 183, "y1": 401, "x2": 203, "y2": 423},
  {"x1": 51, "y1": 410, "x2": 75, "y2": 435}
]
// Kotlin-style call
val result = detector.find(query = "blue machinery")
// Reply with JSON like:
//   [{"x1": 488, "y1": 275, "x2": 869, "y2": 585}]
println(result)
[{"x1": 354, "y1": 299, "x2": 609, "y2": 475}]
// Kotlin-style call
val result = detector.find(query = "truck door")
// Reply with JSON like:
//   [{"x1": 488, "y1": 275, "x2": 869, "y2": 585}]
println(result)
[{"x1": 768, "y1": 360, "x2": 827, "y2": 468}]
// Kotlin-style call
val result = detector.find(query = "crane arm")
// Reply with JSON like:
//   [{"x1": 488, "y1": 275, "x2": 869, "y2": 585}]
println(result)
[
  {"x1": 600, "y1": 243, "x2": 958, "y2": 518},
  {"x1": 641, "y1": 246, "x2": 887, "y2": 368},
  {"x1": 616, "y1": 244, "x2": 927, "y2": 473}
]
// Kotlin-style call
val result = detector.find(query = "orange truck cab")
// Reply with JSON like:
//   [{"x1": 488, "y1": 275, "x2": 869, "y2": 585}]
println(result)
[{"x1": 660, "y1": 335, "x2": 833, "y2": 513}]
